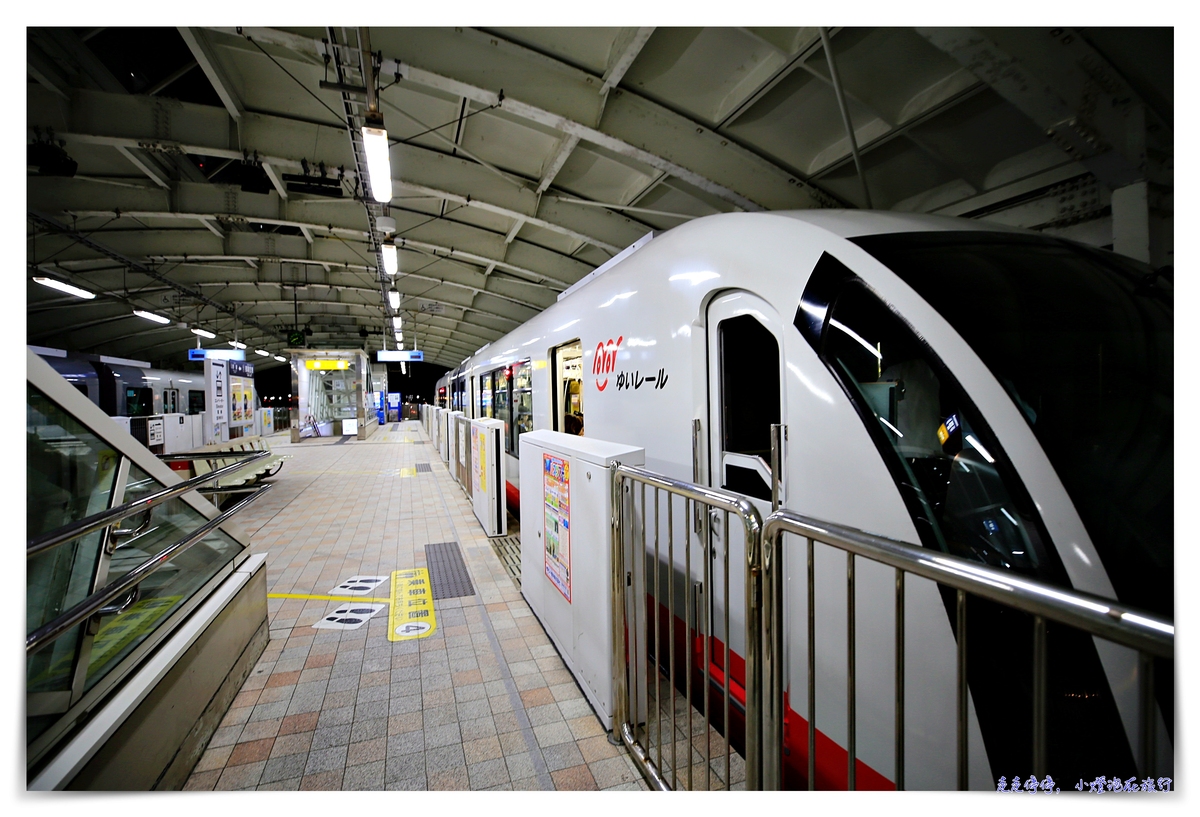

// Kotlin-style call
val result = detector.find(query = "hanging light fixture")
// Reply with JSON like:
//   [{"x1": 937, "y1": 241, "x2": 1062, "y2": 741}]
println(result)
[
  {"x1": 362, "y1": 111, "x2": 392, "y2": 203},
  {"x1": 229, "y1": 340, "x2": 247, "y2": 350},
  {"x1": 191, "y1": 327, "x2": 216, "y2": 339},
  {"x1": 394, "y1": 330, "x2": 402, "y2": 343},
  {"x1": 33, "y1": 276, "x2": 95, "y2": 299},
  {"x1": 382, "y1": 238, "x2": 398, "y2": 275},
  {"x1": 391, "y1": 315, "x2": 402, "y2": 329},
  {"x1": 134, "y1": 309, "x2": 171, "y2": 324},
  {"x1": 388, "y1": 286, "x2": 401, "y2": 310},
  {"x1": 273, "y1": 355, "x2": 286, "y2": 362},
  {"x1": 254, "y1": 349, "x2": 270, "y2": 357}
]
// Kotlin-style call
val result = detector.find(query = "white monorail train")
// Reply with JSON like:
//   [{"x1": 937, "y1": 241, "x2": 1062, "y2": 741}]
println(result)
[
  {"x1": 435, "y1": 211, "x2": 1172, "y2": 789},
  {"x1": 37, "y1": 351, "x2": 208, "y2": 418}
]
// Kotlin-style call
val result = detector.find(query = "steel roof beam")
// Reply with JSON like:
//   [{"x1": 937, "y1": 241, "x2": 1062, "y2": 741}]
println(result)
[
  {"x1": 178, "y1": 27, "x2": 245, "y2": 124},
  {"x1": 56, "y1": 192, "x2": 580, "y2": 289},
  {"x1": 27, "y1": 210, "x2": 285, "y2": 341},
  {"x1": 208, "y1": 27, "x2": 778, "y2": 212},
  {"x1": 600, "y1": 28, "x2": 655, "y2": 96},
  {"x1": 916, "y1": 27, "x2": 1167, "y2": 188}
]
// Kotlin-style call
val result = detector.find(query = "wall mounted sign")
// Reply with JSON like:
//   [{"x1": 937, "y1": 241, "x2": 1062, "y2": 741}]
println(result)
[
  {"x1": 305, "y1": 359, "x2": 350, "y2": 370},
  {"x1": 377, "y1": 350, "x2": 424, "y2": 362}
]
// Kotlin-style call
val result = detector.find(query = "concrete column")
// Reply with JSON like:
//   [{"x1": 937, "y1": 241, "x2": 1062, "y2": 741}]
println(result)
[
  {"x1": 1112, "y1": 181, "x2": 1151, "y2": 264},
  {"x1": 1112, "y1": 181, "x2": 1172, "y2": 270}
]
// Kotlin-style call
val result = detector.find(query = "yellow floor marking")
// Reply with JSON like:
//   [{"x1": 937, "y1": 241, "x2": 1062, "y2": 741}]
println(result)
[
  {"x1": 269, "y1": 593, "x2": 392, "y2": 604},
  {"x1": 387, "y1": 568, "x2": 437, "y2": 641},
  {"x1": 399, "y1": 466, "x2": 417, "y2": 477}
]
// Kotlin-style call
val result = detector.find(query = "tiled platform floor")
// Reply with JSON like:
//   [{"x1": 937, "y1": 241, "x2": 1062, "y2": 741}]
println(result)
[{"x1": 184, "y1": 421, "x2": 648, "y2": 791}]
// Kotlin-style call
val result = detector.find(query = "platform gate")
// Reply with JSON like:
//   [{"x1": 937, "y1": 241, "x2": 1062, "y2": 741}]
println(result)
[{"x1": 610, "y1": 462, "x2": 765, "y2": 791}]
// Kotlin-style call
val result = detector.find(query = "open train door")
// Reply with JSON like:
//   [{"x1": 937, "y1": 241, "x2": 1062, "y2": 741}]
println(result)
[{"x1": 700, "y1": 290, "x2": 788, "y2": 747}]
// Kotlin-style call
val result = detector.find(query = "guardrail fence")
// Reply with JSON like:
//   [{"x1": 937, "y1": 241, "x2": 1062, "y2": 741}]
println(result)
[
  {"x1": 610, "y1": 462, "x2": 764, "y2": 791},
  {"x1": 608, "y1": 463, "x2": 1174, "y2": 792}
]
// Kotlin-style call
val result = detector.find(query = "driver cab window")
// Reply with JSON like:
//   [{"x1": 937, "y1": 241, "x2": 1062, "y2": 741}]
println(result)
[{"x1": 799, "y1": 254, "x2": 1053, "y2": 576}]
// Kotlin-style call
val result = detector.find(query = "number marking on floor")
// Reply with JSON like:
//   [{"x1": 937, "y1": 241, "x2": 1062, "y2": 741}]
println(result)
[{"x1": 388, "y1": 568, "x2": 437, "y2": 641}]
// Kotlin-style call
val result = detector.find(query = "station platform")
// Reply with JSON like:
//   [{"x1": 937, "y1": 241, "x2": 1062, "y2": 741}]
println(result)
[{"x1": 181, "y1": 421, "x2": 648, "y2": 791}]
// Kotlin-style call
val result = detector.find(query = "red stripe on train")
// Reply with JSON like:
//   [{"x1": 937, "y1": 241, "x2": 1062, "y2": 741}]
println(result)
[{"x1": 652, "y1": 597, "x2": 893, "y2": 790}]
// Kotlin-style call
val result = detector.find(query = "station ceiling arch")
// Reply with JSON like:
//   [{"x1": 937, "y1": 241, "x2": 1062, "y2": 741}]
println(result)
[{"x1": 27, "y1": 26, "x2": 1172, "y2": 369}]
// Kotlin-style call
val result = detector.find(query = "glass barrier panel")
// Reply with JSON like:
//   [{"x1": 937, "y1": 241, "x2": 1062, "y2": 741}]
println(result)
[
  {"x1": 27, "y1": 383, "x2": 121, "y2": 740},
  {"x1": 81, "y1": 464, "x2": 245, "y2": 693}
]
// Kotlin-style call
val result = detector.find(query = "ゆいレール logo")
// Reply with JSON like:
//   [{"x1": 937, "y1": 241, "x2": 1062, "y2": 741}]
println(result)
[{"x1": 593, "y1": 336, "x2": 623, "y2": 391}]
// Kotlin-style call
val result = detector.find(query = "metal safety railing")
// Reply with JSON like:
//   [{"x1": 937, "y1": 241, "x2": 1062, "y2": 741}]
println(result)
[
  {"x1": 27, "y1": 450, "x2": 268, "y2": 560},
  {"x1": 610, "y1": 462, "x2": 764, "y2": 791},
  {"x1": 760, "y1": 509, "x2": 1175, "y2": 791},
  {"x1": 26, "y1": 451, "x2": 272, "y2": 656}
]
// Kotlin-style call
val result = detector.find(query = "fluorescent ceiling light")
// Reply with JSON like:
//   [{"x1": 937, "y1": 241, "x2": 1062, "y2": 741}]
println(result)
[
  {"x1": 255, "y1": 349, "x2": 270, "y2": 357},
  {"x1": 191, "y1": 327, "x2": 216, "y2": 339},
  {"x1": 33, "y1": 277, "x2": 95, "y2": 300},
  {"x1": 178, "y1": 379, "x2": 193, "y2": 383},
  {"x1": 273, "y1": 355, "x2": 286, "y2": 362},
  {"x1": 142, "y1": 376, "x2": 160, "y2": 381},
  {"x1": 382, "y1": 241, "x2": 398, "y2": 275},
  {"x1": 391, "y1": 316, "x2": 403, "y2": 329},
  {"x1": 361, "y1": 122, "x2": 392, "y2": 203},
  {"x1": 134, "y1": 309, "x2": 170, "y2": 324},
  {"x1": 400, "y1": 362, "x2": 406, "y2": 375},
  {"x1": 229, "y1": 341, "x2": 247, "y2": 350},
  {"x1": 388, "y1": 287, "x2": 401, "y2": 310},
  {"x1": 394, "y1": 331, "x2": 402, "y2": 343}
]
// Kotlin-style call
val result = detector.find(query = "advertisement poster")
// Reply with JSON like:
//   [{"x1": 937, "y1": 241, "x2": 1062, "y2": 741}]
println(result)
[
  {"x1": 230, "y1": 381, "x2": 244, "y2": 424},
  {"x1": 208, "y1": 360, "x2": 227, "y2": 425},
  {"x1": 543, "y1": 453, "x2": 571, "y2": 602},
  {"x1": 228, "y1": 377, "x2": 254, "y2": 427},
  {"x1": 471, "y1": 425, "x2": 487, "y2": 494}
]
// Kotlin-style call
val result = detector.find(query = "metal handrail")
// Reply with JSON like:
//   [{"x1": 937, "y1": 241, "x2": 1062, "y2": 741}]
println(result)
[
  {"x1": 611, "y1": 462, "x2": 765, "y2": 791},
  {"x1": 26, "y1": 482, "x2": 272, "y2": 655},
  {"x1": 27, "y1": 450, "x2": 269, "y2": 559},
  {"x1": 762, "y1": 511, "x2": 1173, "y2": 655},
  {"x1": 760, "y1": 508, "x2": 1174, "y2": 790}
]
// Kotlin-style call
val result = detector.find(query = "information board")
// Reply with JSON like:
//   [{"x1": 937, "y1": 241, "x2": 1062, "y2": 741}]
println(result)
[{"x1": 543, "y1": 453, "x2": 571, "y2": 602}]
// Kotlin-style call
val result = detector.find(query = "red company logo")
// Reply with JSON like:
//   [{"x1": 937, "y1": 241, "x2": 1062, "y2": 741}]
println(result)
[{"x1": 593, "y1": 336, "x2": 622, "y2": 391}]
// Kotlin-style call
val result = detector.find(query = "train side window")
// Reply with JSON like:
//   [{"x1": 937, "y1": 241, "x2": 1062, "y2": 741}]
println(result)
[
  {"x1": 188, "y1": 390, "x2": 205, "y2": 414},
  {"x1": 125, "y1": 387, "x2": 153, "y2": 417},
  {"x1": 551, "y1": 340, "x2": 583, "y2": 435},
  {"x1": 717, "y1": 314, "x2": 779, "y2": 502},
  {"x1": 511, "y1": 360, "x2": 533, "y2": 452},
  {"x1": 493, "y1": 367, "x2": 511, "y2": 450},
  {"x1": 796, "y1": 253, "x2": 1054, "y2": 576},
  {"x1": 480, "y1": 372, "x2": 494, "y2": 418}
]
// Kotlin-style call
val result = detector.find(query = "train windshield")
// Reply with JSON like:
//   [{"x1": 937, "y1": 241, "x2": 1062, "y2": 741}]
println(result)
[{"x1": 852, "y1": 231, "x2": 1173, "y2": 619}]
